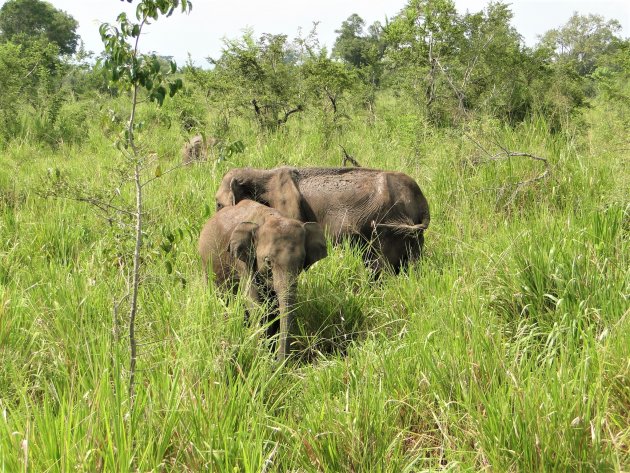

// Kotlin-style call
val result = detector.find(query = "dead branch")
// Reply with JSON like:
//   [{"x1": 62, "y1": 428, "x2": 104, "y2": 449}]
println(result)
[
  {"x1": 463, "y1": 134, "x2": 552, "y2": 206},
  {"x1": 339, "y1": 145, "x2": 361, "y2": 167},
  {"x1": 142, "y1": 161, "x2": 187, "y2": 187},
  {"x1": 462, "y1": 131, "x2": 494, "y2": 161},
  {"x1": 251, "y1": 99, "x2": 264, "y2": 126},
  {"x1": 277, "y1": 104, "x2": 304, "y2": 125},
  {"x1": 324, "y1": 88, "x2": 338, "y2": 114},
  {"x1": 435, "y1": 58, "x2": 466, "y2": 113},
  {"x1": 425, "y1": 36, "x2": 436, "y2": 108},
  {"x1": 24, "y1": 61, "x2": 41, "y2": 79}
]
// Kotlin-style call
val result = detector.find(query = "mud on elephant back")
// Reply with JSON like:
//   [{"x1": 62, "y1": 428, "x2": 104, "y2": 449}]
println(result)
[
  {"x1": 198, "y1": 199, "x2": 328, "y2": 361},
  {"x1": 215, "y1": 166, "x2": 430, "y2": 275}
]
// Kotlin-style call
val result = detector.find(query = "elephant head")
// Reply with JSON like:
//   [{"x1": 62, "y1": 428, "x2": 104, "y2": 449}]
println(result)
[
  {"x1": 216, "y1": 167, "x2": 303, "y2": 221},
  {"x1": 228, "y1": 217, "x2": 327, "y2": 361}
]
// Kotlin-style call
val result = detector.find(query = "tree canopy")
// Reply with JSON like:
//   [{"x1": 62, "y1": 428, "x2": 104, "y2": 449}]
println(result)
[
  {"x1": 0, "y1": 0, "x2": 79, "y2": 55},
  {"x1": 540, "y1": 13, "x2": 623, "y2": 76}
]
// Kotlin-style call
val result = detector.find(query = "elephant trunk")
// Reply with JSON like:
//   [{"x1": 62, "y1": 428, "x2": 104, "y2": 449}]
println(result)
[{"x1": 273, "y1": 273, "x2": 298, "y2": 362}]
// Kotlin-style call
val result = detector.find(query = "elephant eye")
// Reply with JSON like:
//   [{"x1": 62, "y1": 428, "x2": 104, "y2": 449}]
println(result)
[
  {"x1": 264, "y1": 256, "x2": 272, "y2": 268},
  {"x1": 216, "y1": 202, "x2": 224, "y2": 211}
]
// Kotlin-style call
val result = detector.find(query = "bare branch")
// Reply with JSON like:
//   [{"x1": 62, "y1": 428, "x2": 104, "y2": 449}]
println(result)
[
  {"x1": 24, "y1": 61, "x2": 41, "y2": 79},
  {"x1": 141, "y1": 161, "x2": 187, "y2": 187},
  {"x1": 425, "y1": 36, "x2": 436, "y2": 108},
  {"x1": 435, "y1": 58, "x2": 466, "y2": 113},
  {"x1": 339, "y1": 145, "x2": 361, "y2": 167},
  {"x1": 463, "y1": 131, "x2": 494, "y2": 159},
  {"x1": 324, "y1": 87, "x2": 338, "y2": 114},
  {"x1": 464, "y1": 137, "x2": 552, "y2": 207},
  {"x1": 461, "y1": 33, "x2": 495, "y2": 90},
  {"x1": 74, "y1": 196, "x2": 135, "y2": 217},
  {"x1": 277, "y1": 104, "x2": 304, "y2": 125}
]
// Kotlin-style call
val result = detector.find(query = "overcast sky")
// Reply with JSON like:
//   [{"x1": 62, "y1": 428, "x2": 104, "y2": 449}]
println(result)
[{"x1": 32, "y1": 0, "x2": 630, "y2": 65}]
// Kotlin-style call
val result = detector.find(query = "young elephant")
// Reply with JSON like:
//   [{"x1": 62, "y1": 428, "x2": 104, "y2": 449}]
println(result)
[
  {"x1": 182, "y1": 135, "x2": 219, "y2": 165},
  {"x1": 198, "y1": 199, "x2": 327, "y2": 361}
]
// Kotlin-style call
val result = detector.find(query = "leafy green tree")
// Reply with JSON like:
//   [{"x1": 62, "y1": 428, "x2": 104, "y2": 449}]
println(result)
[
  {"x1": 333, "y1": 13, "x2": 386, "y2": 86},
  {"x1": 0, "y1": 37, "x2": 67, "y2": 143},
  {"x1": 333, "y1": 14, "x2": 370, "y2": 67},
  {"x1": 456, "y1": 3, "x2": 538, "y2": 122},
  {"x1": 210, "y1": 31, "x2": 304, "y2": 129},
  {"x1": 0, "y1": 0, "x2": 79, "y2": 55},
  {"x1": 98, "y1": 0, "x2": 189, "y2": 406},
  {"x1": 301, "y1": 48, "x2": 356, "y2": 116},
  {"x1": 382, "y1": 0, "x2": 584, "y2": 127},
  {"x1": 540, "y1": 13, "x2": 622, "y2": 76},
  {"x1": 384, "y1": 0, "x2": 482, "y2": 123},
  {"x1": 44, "y1": 0, "x2": 190, "y2": 415}
]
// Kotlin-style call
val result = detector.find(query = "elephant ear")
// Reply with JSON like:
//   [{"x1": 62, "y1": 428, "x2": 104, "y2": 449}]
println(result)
[
  {"x1": 264, "y1": 168, "x2": 302, "y2": 220},
  {"x1": 228, "y1": 222, "x2": 259, "y2": 266},
  {"x1": 229, "y1": 177, "x2": 247, "y2": 206},
  {"x1": 302, "y1": 222, "x2": 327, "y2": 270}
]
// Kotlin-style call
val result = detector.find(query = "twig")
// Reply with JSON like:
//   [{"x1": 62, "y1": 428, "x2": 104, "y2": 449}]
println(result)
[
  {"x1": 74, "y1": 196, "x2": 135, "y2": 217},
  {"x1": 339, "y1": 145, "x2": 361, "y2": 167},
  {"x1": 141, "y1": 161, "x2": 187, "y2": 187},
  {"x1": 462, "y1": 131, "x2": 494, "y2": 159},
  {"x1": 261, "y1": 442, "x2": 279, "y2": 473},
  {"x1": 435, "y1": 58, "x2": 466, "y2": 113},
  {"x1": 324, "y1": 88, "x2": 337, "y2": 114},
  {"x1": 24, "y1": 61, "x2": 41, "y2": 79},
  {"x1": 463, "y1": 135, "x2": 552, "y2": 206},
  {"x1": 278, "y1": 104, "x2": 303, "y2": 125}
]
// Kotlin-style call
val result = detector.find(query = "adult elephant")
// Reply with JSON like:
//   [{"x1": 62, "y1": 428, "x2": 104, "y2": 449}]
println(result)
[
  {"x1": 215, "y1": 167, "x2": 430, "y2": 273},
  {"x1": 199, "y1": 199, "x2": 327, "y2": 361}
]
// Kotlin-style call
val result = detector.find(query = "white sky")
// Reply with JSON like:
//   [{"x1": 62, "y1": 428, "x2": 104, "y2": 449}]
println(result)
[{"x1": 17, "y1": 0, "x2": 630, "y2": 65}]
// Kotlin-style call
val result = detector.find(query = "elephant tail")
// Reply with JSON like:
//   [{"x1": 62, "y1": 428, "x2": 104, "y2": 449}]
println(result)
[
  {"x1": 372, "y1": 220, "x2": 428, "y2": 235},
  {"x1": 419, "y1": 211, "x2": 430, "y2": 231}
]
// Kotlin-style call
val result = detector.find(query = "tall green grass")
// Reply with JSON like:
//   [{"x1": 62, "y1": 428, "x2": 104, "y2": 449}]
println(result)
[{"x1": 0, "y1": 93, "x2": 628, "y2": 471}]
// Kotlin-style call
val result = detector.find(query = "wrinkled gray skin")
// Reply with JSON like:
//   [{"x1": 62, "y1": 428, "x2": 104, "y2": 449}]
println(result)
[
  {"x1": 199, "y1": 199, "x2": 327, "y2": 361},
  {"x1": 182, "y1": 135, "x2": 218, "y2": 165},
  {"x1": 215, "y1": 167, "x2": 430, "y2": 273}
]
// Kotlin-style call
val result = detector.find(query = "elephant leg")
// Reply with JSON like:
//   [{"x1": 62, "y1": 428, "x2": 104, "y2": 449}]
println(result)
[
  {"x1": 362, "y1": 247, "x2": 385, "y2": 279},
  {"x1": 372, "y1": 229, "x2": 425, "y2": 275},
  {"x1": 265, "y1": 313, "x2": 281, "y2": 341},
  {"x1": 400, "y1": 232, "x2": 425, "y2": 269},
  {"x1": 359, "y1": 233, "x2": 394, "y2": 278},
  {"x1": 236, "y1": 274, "x2": 261, "y2": 328}
]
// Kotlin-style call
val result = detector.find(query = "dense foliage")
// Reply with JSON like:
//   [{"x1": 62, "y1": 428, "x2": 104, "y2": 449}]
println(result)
[
  {"x1": 0, "y1": 0, "x2": 629, "y2": 470},
  {"x1": 0, "y1": 0, "x2": 79, "y2": 54}
]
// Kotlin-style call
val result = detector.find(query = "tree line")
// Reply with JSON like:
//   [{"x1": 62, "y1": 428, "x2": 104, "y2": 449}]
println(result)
[{"x1": 0, "y1": 0, "x2": 628, "y2": 146}]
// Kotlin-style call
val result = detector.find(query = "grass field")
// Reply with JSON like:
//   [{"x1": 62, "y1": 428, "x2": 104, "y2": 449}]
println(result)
[{"x1": 0, "y1": 93, "x2": 628, "y2": 471}]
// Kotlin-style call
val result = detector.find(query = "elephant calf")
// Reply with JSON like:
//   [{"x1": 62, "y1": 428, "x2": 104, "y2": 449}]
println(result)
[
  {"x1": 199, "y1": 199, "x2": 327, "y2": 361},
  {"x1": 182, "y1": 134, "x2": 219, "y2": 165}
]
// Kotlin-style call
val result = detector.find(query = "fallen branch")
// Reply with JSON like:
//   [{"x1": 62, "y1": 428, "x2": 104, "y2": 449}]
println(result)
[{"x1": 463, "y1": 134, "x2": 551, "y2": 207}]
